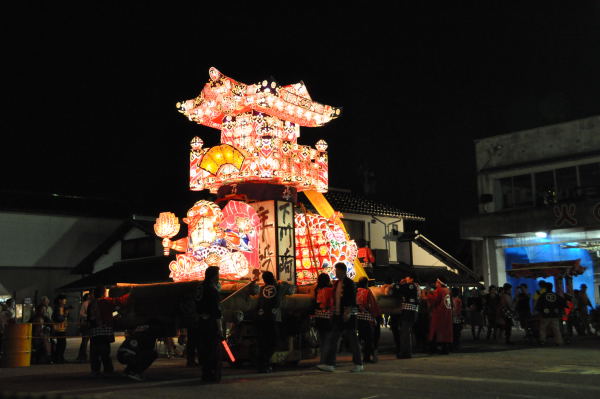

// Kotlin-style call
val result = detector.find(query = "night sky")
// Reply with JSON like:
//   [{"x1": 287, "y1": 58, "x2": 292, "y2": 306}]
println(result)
[{"x1": 3, "y1": 2, "x2": 600, "y2": 264}]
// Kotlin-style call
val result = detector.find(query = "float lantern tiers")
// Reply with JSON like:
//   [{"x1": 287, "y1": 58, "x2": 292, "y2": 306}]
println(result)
[{"x1": 178, "y1": 67, "x2": 339, "y2": 194}]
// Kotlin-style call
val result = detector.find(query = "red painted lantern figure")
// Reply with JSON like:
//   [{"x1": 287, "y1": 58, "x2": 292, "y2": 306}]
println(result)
[
  {"x1": 294, "y1": 213, "x2": 358, "y2": 284},
  {"x1": 425, "y1": 278, "x2": 453, "y2": 354},
  {"x1": 157, "y1": 200, "x2": 260, "y2": 281}
]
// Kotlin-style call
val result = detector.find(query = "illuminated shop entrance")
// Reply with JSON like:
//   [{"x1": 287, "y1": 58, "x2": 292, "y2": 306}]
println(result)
[{"x1": 500, "y1": 230, "x2": 599, "y2": 307}]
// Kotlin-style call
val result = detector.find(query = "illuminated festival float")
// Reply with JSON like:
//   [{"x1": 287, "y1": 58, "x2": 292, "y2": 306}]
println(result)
[
  {"x1": 154, "y1": 67, "x2": 367, "y2": 285},
  {"x1": 113, "y1": 68, "x2": 399, "y2": 366}
]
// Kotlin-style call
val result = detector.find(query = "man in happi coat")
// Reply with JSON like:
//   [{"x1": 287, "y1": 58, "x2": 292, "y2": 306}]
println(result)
[{"x1": 426, "y1": 278, "x2": 453, "y2": 354}]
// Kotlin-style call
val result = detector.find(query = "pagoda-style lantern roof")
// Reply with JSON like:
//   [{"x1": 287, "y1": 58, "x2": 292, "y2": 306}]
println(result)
[
  {"x1": 177, "y1": 67, "x2": 341, "y2": 129},
  {"x1": 177, "y1": 68, "x2": 335, "y2": 195}
]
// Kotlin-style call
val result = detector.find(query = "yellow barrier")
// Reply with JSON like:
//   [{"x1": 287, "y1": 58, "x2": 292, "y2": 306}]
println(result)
[{"x1": 1, "y1": 323, "x2": 32, "y2": 368}]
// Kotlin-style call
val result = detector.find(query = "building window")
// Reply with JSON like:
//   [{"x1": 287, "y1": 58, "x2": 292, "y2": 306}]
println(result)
[
  {"x1": 555, "y1": 166, "x2": 577, "y2": 201},
  {"x1": 513, "y1": 174, "x2": 533, "y2": 207},
  {"x1": 579, "y1": 162, "x2": 600, "y2": 187},
  {"x1": 535, "y1": 170, "x2": 555, "y2": 206},
  {"x1": 497, "y1": 177, "x2": 514, "y2": 209},
  {"x1": 495, "y1": 174, "x2": 533, "y2": 210},
  {"x1": 578, "y1": 162, "x2": 600, "y2": 199},
  {"x1": 493, "y1": 162, "x2": 599, "y2": 211}
]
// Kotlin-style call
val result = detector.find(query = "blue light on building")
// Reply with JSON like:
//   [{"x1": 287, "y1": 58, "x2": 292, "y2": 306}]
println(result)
[{"x1": 504, "y1": 244, "x2": 596, "y2": 308}]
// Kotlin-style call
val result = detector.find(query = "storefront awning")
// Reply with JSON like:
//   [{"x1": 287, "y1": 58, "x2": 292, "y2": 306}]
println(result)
[{"x1": 507, "y1": 259, "x2": 585, "y2": 279}]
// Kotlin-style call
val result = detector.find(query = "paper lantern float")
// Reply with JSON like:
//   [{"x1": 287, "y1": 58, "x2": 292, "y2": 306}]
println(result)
[
  {"x1": 294, "y1": 213, "x2": 358, "y2": 284},
  {"x1": 157, "y1": 200, "x2": 261, "y2": 282},
  {"x1": 157, "y1": 68, "x2": 359, "y2": 283},
  {"x1": 178, "y1": 67, "x2": 338, "y2": 194}
]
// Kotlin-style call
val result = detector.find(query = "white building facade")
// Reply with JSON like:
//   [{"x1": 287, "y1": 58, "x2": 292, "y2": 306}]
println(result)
[{"x1": 461, "y1": 116, "x2": 600, "y2": 306}]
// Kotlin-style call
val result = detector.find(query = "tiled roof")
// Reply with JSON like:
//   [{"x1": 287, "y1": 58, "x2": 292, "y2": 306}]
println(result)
[{"x1": 301, "y1": 189, "x2": 425, "y2": 221}]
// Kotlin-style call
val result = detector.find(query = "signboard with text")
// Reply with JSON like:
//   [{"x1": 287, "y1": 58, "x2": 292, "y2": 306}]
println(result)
[
  {"x1": 250, "y1": 200, "x2": 296, "y2": 283},
  {"x1": 250, "y1": 201, "x2": 277, "y2": 277},
  {"x1": 276, "y1": 201, "x2": 296, "y2": 284}
]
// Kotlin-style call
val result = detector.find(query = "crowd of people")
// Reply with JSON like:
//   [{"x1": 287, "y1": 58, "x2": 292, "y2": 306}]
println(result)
[
  {"x1": 441, "y1": 280, "x2": 597, "y2": 348},
  {"x1": 1, "y1": 264, "x2": 597, "y2": 385}
]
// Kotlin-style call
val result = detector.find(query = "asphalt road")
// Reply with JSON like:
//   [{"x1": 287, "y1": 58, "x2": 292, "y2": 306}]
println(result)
[{"x1": 1, "y1": 330, "x2": 599, "y2": 399}]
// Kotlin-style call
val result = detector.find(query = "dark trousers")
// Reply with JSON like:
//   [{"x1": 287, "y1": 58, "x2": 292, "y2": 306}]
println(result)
[
  {"x1": 78, "y1": 336, "x2": 89, "y2": 361},
  {"x1": 256, "y1": 319, "x2": 278, "y2": 370},
  {"x1": 453, "y1": 323, "x2": 462, "y2": 349},
  {"x1": 53, "y1": 332, "x2": 66, "y2": 362},
  {"x1": 31, "y1": 338, "x2": 51, "y2": 364},
  {"x1": 486, "y1": 317, "x2": 497, "y2": 340},
  {"x1": 324, "y1": 315, "x2": 362, "y2": 366},
  {"x1": 503, "y1": 318, "x2": 513, "y2": 343},
  {"x1": 198, "y1": 319, "x2": 222, "y2": 382},
  {"x1": 125, "y1": 349, "x2": 158, "y2": 374},
  {"x1": 471, "y1": 324, "x2": 483, "y2": 340},
  {"x1": 391, "y1": 312, "x2": 417, "y2": 356},
  {"x1": 357, "y1": 320, "x2": 375, "y2": 362},
  {"x1": 186, "y1": 326, "x2": 201, "y2": 365},
  {"x1": 90, "y1": 335, "x2": 114, "y2": 373},
  {"x1": 317, "y1": 326, "x2": 332, "y2": 364}
]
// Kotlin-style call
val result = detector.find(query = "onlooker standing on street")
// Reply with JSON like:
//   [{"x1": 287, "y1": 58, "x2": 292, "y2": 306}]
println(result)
[
  {"x1": 466, "y1": 288, "x2": 484, "y2": 340},
  {"x1": 484, "y1": 285, "x2": 500, "y2": 340},
  {"x1": 52, "y1": 295, "x2": 70, "y2": 363},
  {"x1": 317, "y1": 262, "x2": 363, "y2": 372},
  {"x1": 256, "y1": 271, "x2": 281, "y2": 373},
  {"x1": 77, "y1": 293, "x2": 92, "y2": 363},
  {"x1": 451, "y1": 288, "x2": 463, "y2": 350},
  {"x1": 356, "y1": 277, "x2": 380, "y2": 363},
  {"x1": 536, "y1": 282, "x2": 564, "y2": 346},
  {"x1": 388, "y1": 276, "x2": 420, "y2": 359},
  {"x1": 87, "y1": 286, "x2": 129, "y2": 377},
  {"x1": 425, "y1": 279, "x2": 453, "y2": 354},
  {"x1": 0, "y1": 300, "x2": 16, "y2": 358},
  {"x1": 415, "y1": 289, "x2": 431, "y2": 352},
  {"x1": 40, "y1": 296, "x2": 53, "y2": 321},
  {"x1": 533, "y1": 281, "x2": 548, "y2": 313},
  {"x1": 313, "y1": 272, "x2": 333, "y2": 365},
  {"x1": 179, "y1": 285, "x2": 201, "y2": 368},
  {"x1": 561, "y1": 293, "x2": 575, "y2": 343},
  {"x1": 577, "y1": 284, "x2": 593, "y2": 335},
  {"x1": 498, "y1": 283, "x2": 515, "y2": 344},
  {"x1": 30, "y1": 304, "x2": 52, "y2": 364},
  {"x1": 515, "y1": 284, "x2": 532, "y2": 332},
  {"x1": 197, "y1": 266, "x2": 223, "y2": 383}
]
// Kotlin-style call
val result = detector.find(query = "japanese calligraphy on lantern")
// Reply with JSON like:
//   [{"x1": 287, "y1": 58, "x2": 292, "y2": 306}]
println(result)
[
  {"x1": 249, "y1": 201, "x2": 277, "y2": 277},
  {"x1": 277, "y1": 201, "x2": 296, "y2": 284}
]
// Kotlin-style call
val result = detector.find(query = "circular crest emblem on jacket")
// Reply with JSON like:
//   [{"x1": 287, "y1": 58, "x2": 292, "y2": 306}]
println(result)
[
  {"x1": 546, "y1": 293, "x2": 557, "y2": 302},
  {"x1": 262, "y1": 285, "x2": 277, "y2": 299},
  {"x1": 444, "y1": 294, "x2": 452, "y2": 309}
]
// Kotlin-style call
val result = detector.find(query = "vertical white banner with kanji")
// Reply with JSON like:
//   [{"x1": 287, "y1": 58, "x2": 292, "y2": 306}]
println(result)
[
  {"x1": 276, "y1": 201, "x2": 296, "y2": 284},
  {"x1": 250, "y1": 201, "x2": 277, "y2": 277}
]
